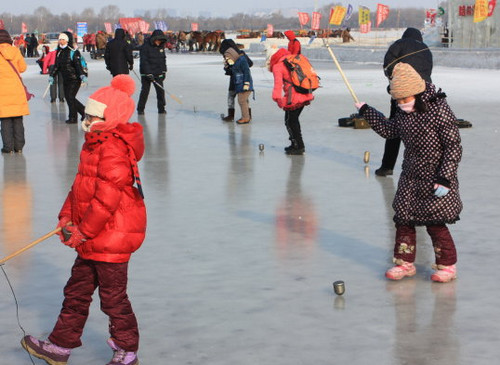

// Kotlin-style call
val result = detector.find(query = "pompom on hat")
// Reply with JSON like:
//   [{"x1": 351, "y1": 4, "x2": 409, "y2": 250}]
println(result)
[
  {"x1": 390, "y1": 63, "x2": 426, "y2": 100},
  {"x1": 84, "y1": 74, "x2": 136, "y2": 132}
]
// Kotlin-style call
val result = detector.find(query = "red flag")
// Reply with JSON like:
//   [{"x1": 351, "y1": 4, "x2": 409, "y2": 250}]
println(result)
[
  {"x1": 21, "y1": 22, "x2": 28, "y2": 33},
  {"x1": 0, "y1": 19, "x2": 4, "y2": 30},
  {"x1": 311, "y1": 12, "x2": 322, "y2": 30},
  {"x1": 267, "y1": 24, "x2": 274, "y2": 37},
  {"x1": 191, "y1": 23, "x2": 198, "y2": 31},
  {"x1": 376, "y1": 4, "x2": 390, "y2": 27},
  {"x1": 489, "y1": 0, "x2": 497, "y2": 16},
  {"x1": 298, "y1": 12, "x2": 310, "y2": 26},
  {"x1": 67, "y1": 28, "x2": 73, "y2": 33},
  {"x1": 104, "y1": 22, "x2": 112, "y2": 34}
]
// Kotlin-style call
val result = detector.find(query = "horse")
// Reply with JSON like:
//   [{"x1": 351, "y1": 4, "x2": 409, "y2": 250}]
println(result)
[{"x1": 202, "y1": 30, "x2": 225, "y2": 52}]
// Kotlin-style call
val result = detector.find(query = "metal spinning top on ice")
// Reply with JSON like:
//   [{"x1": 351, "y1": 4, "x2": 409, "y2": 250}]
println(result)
[
  {"x1": 259, "y1": 144, "x2": 265, "y2": 151},
  {"x1": 333, "y1": 280, "x2": 345, "y2": 295}
]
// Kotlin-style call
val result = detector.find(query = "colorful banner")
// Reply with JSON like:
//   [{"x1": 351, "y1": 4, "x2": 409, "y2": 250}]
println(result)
[
  {"x1": 474, "y1": 0, "x2": 489, "y2": 22},
  {"x1": 376, "y1": 4, "x2": 390, "y2": 27},
  {"x1": 191, "y1": 23, "x2": 198, "y2": 31},
  {"x1": 311, "y1": 12, "x2": 322, "y2": 30},
  {"x1": 298, "y1": 12, "x2": 310, "y2": 26},
  {"x1": 329, "y1": 6, "x2": 347, "y2": 26},
  {"x1": 21, "y1": 22, "x2": 27, "y2": 33},
  {"x1": 154, "y1": 20, "x2": 168, "y2": 32},
  {"x1": 489, "y1": 0, "x2": 497, "y2": 16},
  {"x1": 267, "y1": 24, "x2": 274, "y2": 37},
  {"x1": 358, "y1": 6, "x2": 370, "y2": 25},
  {"x1": 104, "y1": 22, "x2": 112, "y2": 33},
  {"x1": 138, "y1": 20, "x2": 150, "y2": 33},
  {"x1": 0, "y1": 19, "x2": 4, "y2": 30},
  {"x1": 345, "y1": 4, "x2": 354, "y2": 22},
  {"x1": 360, "y1": 21, "x2": 371, "y2": 34}
]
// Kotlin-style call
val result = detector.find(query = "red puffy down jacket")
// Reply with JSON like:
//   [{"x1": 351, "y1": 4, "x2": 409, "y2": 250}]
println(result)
[
  {"x1": 59, "y1": 122, "x2": 147, "y2": 263},
  {"x1": 270, "y1": 48, "x2": 314, "y2": 110}
]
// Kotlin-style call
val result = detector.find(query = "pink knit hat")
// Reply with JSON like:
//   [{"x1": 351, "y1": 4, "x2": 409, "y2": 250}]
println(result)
[{"x1": 85, "y1": 75, "x2": 135, "y2": 131}]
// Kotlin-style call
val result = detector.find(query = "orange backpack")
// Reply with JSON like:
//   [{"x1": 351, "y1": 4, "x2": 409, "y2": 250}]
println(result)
[{"x1": 283, "y1": 54, "x2": 320, "y2": 94}]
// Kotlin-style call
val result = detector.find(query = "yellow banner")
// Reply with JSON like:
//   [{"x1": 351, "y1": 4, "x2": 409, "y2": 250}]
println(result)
[
  {"x1": 329, "y1": 6, "x2": 347, "y2": 25},
  {"x1": 473, "y1": 0, "x2": 489, "y2": 22},
  {"x1": 359, "y1": 6, "x2": 371, "y2": 25}
]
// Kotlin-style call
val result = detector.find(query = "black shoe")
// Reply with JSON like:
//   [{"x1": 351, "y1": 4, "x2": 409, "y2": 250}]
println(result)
[
  {"x1": 14, "y1": 149, "x2": 22, "y2": 154},
  {"x1": 65, "y1": 119, "x2": 77, "y2": 124},
  {"x1": 285, "y1": 147, "x2": 305, "y2": 155},
  {"x1": 137, "y1": 110, "x2": 144, "y2": 115},
  {"x1": 158, "y1": 109, "x2": 167, "y2": 114},
  {"x1": 50, "y1": 98, "x2": 56, "y2": 103},
  {"x1": 375, "y1": 167, "x2": 393, "y2": 176},
  {"x1": 284, "y1": 144, "x2": 294, "y2": 152},
  {"x1": 1, "y1": 148, "x2": 13, "y2": 154}
]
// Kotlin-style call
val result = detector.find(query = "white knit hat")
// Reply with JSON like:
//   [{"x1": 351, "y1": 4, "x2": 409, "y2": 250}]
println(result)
[{"x1": 58, "y1": 33, "x2": 69, "y2": 42}]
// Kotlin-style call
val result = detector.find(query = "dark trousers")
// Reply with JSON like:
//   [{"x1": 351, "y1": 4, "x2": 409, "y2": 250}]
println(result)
[
  {"x1": 284, "y1": 107, "x2": 304, "y2": 149},
  {"x1": 50, "y1": 73, "x2": 65, "y2": 101},
  {"x1": 63, "y1": 79, "x2": 85, "y2": 121},
  {"x1": 49, "y1": 257, "x2": 139, "y2": 351},
  {"x1": 137, "y1": 76, "x2": 165, "y2": 112},
  {"x1": 0, "y1": 116, "x2": 25, "y2": 152},
  {"x1": 380, "y1": 99, "x2": 401, "y2": 169},
  {"x1": 394, "y1": 224, "x2": 457, "y2": 266}
]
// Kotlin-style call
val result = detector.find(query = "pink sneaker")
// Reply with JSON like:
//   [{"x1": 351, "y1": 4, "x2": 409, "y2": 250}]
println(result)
[
  {"x1": 106, "y1": 338, "x2": 139, "y2": 365},
  {"x1": 385, "y1": 261, "x2": 416, "y2": 280},
  {"x1": 431, "y1": 264, "x2": 457, "y2": 283},
  {"x1": 21, "y1": 335, "x2": 71, "y2": 365}
]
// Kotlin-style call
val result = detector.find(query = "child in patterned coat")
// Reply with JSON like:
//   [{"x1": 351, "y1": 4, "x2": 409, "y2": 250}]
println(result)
[{"x1": 355, "y1": 63, "x2": 462, "y2": 283}]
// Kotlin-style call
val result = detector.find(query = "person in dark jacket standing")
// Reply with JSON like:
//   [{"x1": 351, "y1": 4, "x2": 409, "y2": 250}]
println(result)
[
  {"x1": 105, "y1": 28, "x2": 133, "y2": 76},
  {"x1": 375, "y1": 27, "x2": 433, "y2": 176},
  {"x1": 355, "y1": 63, "x2": 462, "y2": 283},
  {"x1": 50, "y1": 32, "x2": 87, "y2": 124},
  {"x1": 137, "y1": 29, "x2": 167, "y2": 115}
]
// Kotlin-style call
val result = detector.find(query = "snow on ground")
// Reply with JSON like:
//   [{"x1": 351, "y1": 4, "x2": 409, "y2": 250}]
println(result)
[{"x1": 0, "y1": 52, "x2": 499, "y2": 364}]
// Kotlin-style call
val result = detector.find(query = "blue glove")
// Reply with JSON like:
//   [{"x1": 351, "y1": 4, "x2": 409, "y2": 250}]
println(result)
[
  {"x1": 434, "y1": 183, "x2": 450, "y2": 197},
  {"x1": 48, "y1": 76, "x2": 54, "y2": 85},
  {"x1": 80, "y1": 75, "x2": 88, "y2": 83}
]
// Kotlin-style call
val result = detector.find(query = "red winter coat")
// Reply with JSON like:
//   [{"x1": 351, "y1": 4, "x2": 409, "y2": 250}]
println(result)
[
  {"x1": 284, "y1": 30, "x2": 301, "y2": 55},
  {"x1": 59, "y1": 122, "x2": 147, "y2": 263},
  {"x1": 42, "y1": 50, "x2": 56, "y2": 74},
  {"x1": 270, "y1": 48, "x2": 313, "y2": 110}
]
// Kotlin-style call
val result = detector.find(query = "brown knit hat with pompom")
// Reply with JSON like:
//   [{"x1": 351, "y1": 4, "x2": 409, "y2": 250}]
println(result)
[{"x1": 390, "y1": 63, "x2": 425, "y2": 100}]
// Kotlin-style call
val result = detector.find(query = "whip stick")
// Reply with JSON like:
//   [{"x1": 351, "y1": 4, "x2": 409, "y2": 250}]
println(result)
[
  {"x1": 132, "y1": 70, "x2": 182, "y2": 105},
  {"x1": 42, "y1": 84, "x2": 50, "y2": 99},
  {"x1": 0, "y1": 227, "x2": 62, "y2": 265},
  {"x1": 322, "y1": 39, "x2": 360, "y2": 104}
]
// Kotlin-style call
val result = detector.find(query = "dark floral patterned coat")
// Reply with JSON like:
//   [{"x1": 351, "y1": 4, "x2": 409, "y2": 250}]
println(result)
[{"x1": 360, "y1": 83, "x2": 462, "y2": 226}]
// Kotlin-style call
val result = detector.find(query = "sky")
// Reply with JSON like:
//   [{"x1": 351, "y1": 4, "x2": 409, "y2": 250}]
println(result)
[{"x1": 6, "y1": 0, "x2": 443, "y2": 18}]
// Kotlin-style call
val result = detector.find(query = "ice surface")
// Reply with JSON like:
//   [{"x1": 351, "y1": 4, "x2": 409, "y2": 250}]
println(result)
[{"x1": 0, "y1": 51, "x2": 499, "y2": 364}]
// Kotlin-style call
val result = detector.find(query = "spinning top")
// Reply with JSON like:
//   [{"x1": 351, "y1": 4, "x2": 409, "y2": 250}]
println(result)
[
  {"x1": 363, "y1": 151, "x2": 370, "y2": 164},
  {"x1": 333, "y1": 280, "x2": 345, "y2": 295},
  {"x1": 259, "y1": 144, "x2": 265, "y2": 151}
]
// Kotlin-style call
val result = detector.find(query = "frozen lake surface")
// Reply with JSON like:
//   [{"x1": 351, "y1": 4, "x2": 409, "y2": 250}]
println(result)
[{"x1": 1, "y1": 51, "x2": 500, "y2": 364}]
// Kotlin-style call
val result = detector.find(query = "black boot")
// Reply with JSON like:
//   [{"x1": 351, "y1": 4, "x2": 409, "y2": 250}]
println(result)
[
  {"x1": 221, "y1": 108, "x2": 235, "y2": 122},
  {"x1": 248, "y1": 108, "x2": 252, "y2": 122}
]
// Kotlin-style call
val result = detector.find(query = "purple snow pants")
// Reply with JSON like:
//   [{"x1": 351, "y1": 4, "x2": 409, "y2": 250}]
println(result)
[
  {"x1": 394, "y1": 224, "x2": 457, "y2": 266},
  {"x1": 49, "y1": 256, "x2": 139, "y2": 351}
]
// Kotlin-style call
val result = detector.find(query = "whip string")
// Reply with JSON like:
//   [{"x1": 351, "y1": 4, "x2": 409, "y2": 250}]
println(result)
[{"x1": 1, "y1": 264, "x2": 36, "y2": 365}]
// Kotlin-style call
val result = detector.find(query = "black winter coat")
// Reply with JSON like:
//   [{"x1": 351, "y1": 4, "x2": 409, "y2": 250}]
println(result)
[
  {"x1": 104, "y1": 29, "x2": 133, "y2": 76},
  {"x1": 384, "y1": 28, "x2": 433, "y2": 83},
  {"x1": 51, "y1": 47, "x2": 85, "y2": 81},
  {"x1": 139, "y1": 30, "x2": 167, "y2": 76}
]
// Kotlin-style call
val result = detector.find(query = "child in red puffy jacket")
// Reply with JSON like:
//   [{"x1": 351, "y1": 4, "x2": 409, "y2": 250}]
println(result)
[{"x1": 21, "y1": 75, "x2": 147, "y2": 365}]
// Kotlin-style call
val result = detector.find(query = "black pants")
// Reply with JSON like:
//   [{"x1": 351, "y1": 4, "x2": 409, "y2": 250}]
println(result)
[
  {"x1": 380, "y1": 99, "x2": 401, "y2": 169},
  {"x1": 1, "y1": 116, "x2": 25, "y2": 152},
  {"x1": 284, "y1": 107, "x2": 304, "y2": 149},
  {"x1": 63, "y1": 79, "x2": 85, "y2": 122},
  {"x1": 137, "y1": 76, "x2": 165, "y2": 112},
  {"x1": 50, "y1": 72, "x2": 65, "y2": 101}
]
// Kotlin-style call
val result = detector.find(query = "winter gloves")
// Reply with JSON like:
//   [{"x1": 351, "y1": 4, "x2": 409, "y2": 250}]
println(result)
[
  {"x1": 243, "y1": 82, "x2": 250, "y2": 91},
  {"x1": 57, "y1": 217, "x2": 87, "y2": 248},
  {"x1": 80, "y1": 75, "x2": 88, "y2": 84},
  {"x1": 48, "y1": 76, "x2": 54, "y2": 85}
]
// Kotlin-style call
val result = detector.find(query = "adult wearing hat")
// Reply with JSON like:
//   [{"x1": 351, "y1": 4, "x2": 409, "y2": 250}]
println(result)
[
  {"x1": 284, "y1": 30, "x2": 301, "y2": 55},
  {"x1": 375, "y1": 27, "x2": 433, "y2": 176},
  {"x1": 104, "y1": 28, "x2": 134, "y2": 77},
  {"x1": 50, "y1": 32, "x2": 87, "y2": 124},
  {"x1": 0, "y1": 29, "x2": 30, "y2": 153}
]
